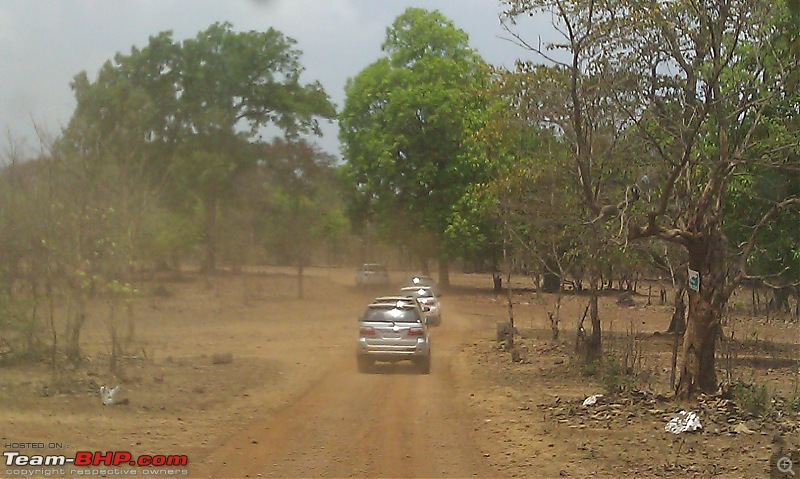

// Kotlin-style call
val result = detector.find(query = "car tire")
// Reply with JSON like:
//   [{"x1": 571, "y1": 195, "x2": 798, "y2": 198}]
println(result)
[
  {"x1": 415, "y1": 356, "x2": 431, "y2": 375},
  {"x1": 357, "y1": 356, "x2": 373, "y2": 373}
]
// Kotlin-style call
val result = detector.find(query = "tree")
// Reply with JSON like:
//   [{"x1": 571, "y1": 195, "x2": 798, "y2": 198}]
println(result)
[
  {"x1": 503, "y1": 0, "x2": 800, "y2": 397},
  {"x1": 339, "y1": 8, "x2": 492, "y2": 285},
  {"x1": 263, "y1": 139, "x2": 346, "y2": 298},
  {"x1": 499, "y1": 2, "x2": 638, "y2": 362},
  {"x1": 64, "y1": 22, "x2": 336, "y2": 271},
  {"x1": 723, "y1": 5, "x2": 800, "y2": 312}
]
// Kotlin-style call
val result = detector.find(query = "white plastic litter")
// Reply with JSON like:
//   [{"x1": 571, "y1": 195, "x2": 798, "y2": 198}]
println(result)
[
  {"x1": 582, "y1": 394, "x2": 604, "y2": 407},
  {"x1": 665, "y1": 410, "x2": 702, "y2": 434},
  {"x1": 100, "y1": 385, "x2": 121, "y2": 406}
]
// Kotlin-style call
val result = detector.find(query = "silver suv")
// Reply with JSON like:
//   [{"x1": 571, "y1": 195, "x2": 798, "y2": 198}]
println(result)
[
  {"x1": 405, "y1": 274, "x2": 440, "y2": 296},
  {"x1": 356, "y1": 296, "x2": 431, "y2": 374},
  {"x1": 355, "y1": 263, "x2": 390, "y2": 287},
  {"x1": 400, "y1": 286, "x2": 441, "y2": 326}
]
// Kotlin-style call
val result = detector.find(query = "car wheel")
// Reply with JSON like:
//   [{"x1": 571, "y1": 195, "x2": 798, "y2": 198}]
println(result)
[
  {"x1": 415, "y1": 356, "x2": 431, "y2": 375},
  {"x1": 357, "y1": 356, "x2": 373, "y2": 373}
]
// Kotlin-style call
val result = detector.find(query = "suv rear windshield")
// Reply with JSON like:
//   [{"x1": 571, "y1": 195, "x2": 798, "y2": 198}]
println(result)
[
  {"x1": 401, "y1": 287, "x2": 433, "y2": 298},
  {"x1": 362, "y1": 307, "x2": 421, "y2": 323},
  {"x1": 363, "y1": 264, "x2": 388, "y2": 273},
  {"x1": 410, "y1": 275, "x2": 433, "y2": 284}
]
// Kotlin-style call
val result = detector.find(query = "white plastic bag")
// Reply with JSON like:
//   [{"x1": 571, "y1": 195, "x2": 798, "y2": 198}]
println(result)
[
  {"x1": 582, "y1": 394, "x2": 604, "y2": 407},
  {"x1": 100, "y1": 385, "x2": 121, "y2": 406},
  {"x1": 665, "y1": 410, "x2": 702, "y2": 434}
]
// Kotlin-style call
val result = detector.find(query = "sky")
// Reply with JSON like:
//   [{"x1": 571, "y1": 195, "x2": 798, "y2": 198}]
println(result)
[{"x1": 0, "y1": 0, "x2": 552, "y2": 158}]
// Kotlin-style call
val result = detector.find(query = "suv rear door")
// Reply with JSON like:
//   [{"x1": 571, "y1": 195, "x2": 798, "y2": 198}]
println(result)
[{"x1": 360, "y1": 305, "x2": 425, "y2": 346}]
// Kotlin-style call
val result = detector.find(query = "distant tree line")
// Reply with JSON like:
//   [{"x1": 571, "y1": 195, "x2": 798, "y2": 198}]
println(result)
[{"x1": 0, "y1": 23, "x2": 347, "y2": 372}]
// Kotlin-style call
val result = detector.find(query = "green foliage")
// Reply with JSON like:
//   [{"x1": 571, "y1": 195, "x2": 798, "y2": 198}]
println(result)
[
  {"x1": 261, "y1": 139, "x2": 349, "y2": 267},
  {"x1": 721, "y1": 5, "x2": 800, "y2": 286},
  {"x1": 0, "y1": 294, "x2": 44, "y2": 364},
  {"x1": 0, "y1": 294, "x2": 32, "y2": 335},
  {"x1": 180, "y1": 22, "x2": 336, "y2": 136},
  {"x1": 314, "y1": 206, "x2": 350, "y2": 249},
  {"x1": 339, "y1": 8, "x2": 493, "y2": 263},
  {"x1": 62, "y1": 22, "x2": 336, "y2": 271},
  {"x1": 602, "y1": 353, "x2": 635, "y2": 395},
  {"x1": 581, "y1": 361, "x2": 599, "y2": 377},
  {"x1": 444, "y1": 185, "x2": 501, "y2": 266},
  {"x1": 729, "y1": 381, "x2": 770, "y2": 417},
  {"x1": 137, "y1": 208, "x2": 199, "y2": 270}
]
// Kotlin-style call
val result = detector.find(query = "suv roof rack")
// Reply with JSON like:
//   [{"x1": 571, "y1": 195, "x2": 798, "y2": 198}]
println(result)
[{"x1": 371, "y1": 296, "x2": 417, "y2": 307}]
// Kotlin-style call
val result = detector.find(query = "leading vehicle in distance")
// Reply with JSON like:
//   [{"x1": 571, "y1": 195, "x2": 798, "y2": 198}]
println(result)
[{"x1": 355, "y1": 263, "x2": 390, "y2": 287}]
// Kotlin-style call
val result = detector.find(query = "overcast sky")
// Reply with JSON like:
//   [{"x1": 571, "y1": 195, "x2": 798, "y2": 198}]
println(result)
[{"x1": 1, "y1": 0, "x2": 552, "y2": 157}]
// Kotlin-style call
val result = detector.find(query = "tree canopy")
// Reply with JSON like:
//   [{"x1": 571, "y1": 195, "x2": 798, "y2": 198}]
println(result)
[
  {"x1": 61, "y1": 22, "x2": 337, "y2": 270},
  {"x1": 501, "y1": 0, "x2": 800, "y2": 397},
  {"x1": 339, "y1": 7, "x2": 493, "y2": 280}
]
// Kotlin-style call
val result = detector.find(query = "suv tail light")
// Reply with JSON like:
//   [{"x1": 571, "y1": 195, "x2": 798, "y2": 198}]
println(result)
[
  {"x1": 407, "y1": 327, "x2": 424, "y2": 336},
  {"x1": 359, "y1": 326, "x2": 376, "y2": 336}
]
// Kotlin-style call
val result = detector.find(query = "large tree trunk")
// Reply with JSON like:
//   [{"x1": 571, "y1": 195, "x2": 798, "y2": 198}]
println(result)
[
  {"x1": 540, "y1": 271, "x2": 561, "y2": 293},
  {"x1": 203, "y1": 194, "x2": 218, "y2": 272},
  {"x1": 676, "y1": 230, "x2": 730, "y2": 399},
  {"x1": 540, "y1": 257, "x2": 561, "y2": 293},
  {"x1": 420, "y1": 257, "x2": 430, "y2": 275},
  {"x1": 676, "y1": 294, "x2": 721, "y2": 397},
  {"x1": 585, "y1": 288, "x2": 601, "y2": 363},
  {"x1": 438, "y1": 258, "x2": 450, "y2": 288},
  {"x1": 297, "y1": 255, "x2": 304, "y2": 300},
  {"x1": 66, "y1": 293, "x2": 86, "y2": 365},
  {"x1": 492, "y1": 273, "x2": 503, "y2": 292},
  {"x1": 667, "y1": 285, "x2": 687, "y2": 333}
]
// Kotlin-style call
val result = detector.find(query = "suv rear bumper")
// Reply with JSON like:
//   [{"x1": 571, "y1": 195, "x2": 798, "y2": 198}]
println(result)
[{"x1": 357, "y1": 339, "x2": 430, "y2": 359}]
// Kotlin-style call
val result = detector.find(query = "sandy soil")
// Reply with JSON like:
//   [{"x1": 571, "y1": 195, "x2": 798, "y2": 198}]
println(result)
[
  {"x1": 0, "y1": 267, "x2": 797, "y2": 479},
  {"x1": 454, "y1": 287, "x2": 800, "y2": 479}
]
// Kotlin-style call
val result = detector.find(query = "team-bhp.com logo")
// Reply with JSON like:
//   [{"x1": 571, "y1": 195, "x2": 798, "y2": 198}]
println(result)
[{"x1": 4, "y1": 450, "x2": 188, "y2": 467}]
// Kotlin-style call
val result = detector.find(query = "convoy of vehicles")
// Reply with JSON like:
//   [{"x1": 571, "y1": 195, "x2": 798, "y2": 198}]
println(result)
[{"x1": 354, "y1": 267, "x2": 442, "y2": 374}]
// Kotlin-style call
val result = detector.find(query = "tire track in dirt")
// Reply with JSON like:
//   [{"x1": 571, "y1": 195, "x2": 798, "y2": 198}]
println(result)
[{"x1": 196, "y1": 298, "x2": 499, "y2": 478}]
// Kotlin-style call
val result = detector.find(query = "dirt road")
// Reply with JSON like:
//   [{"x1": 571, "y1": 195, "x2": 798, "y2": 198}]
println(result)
[
  {"x1": 5, "y1": 268, "x2": 790, "y2": 478},
  {"x1": 197, "y1": 292, "x2": 498, "y2": 478}
]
